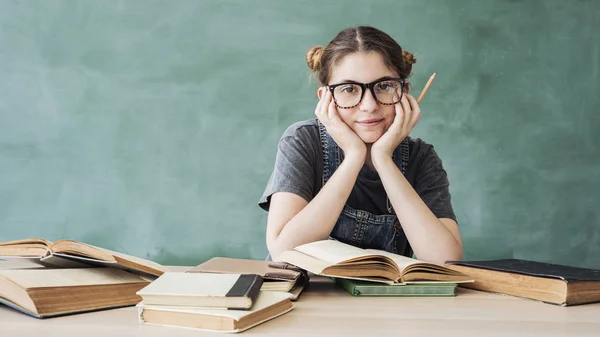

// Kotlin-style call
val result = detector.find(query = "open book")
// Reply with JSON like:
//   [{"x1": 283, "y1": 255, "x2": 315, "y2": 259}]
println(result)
[
  {"x1": 0, "y1": 238, "x2": 165, "y2": 277},
  {"x1": 277, "y1": 240, "x2": 472, "y2": 284}
]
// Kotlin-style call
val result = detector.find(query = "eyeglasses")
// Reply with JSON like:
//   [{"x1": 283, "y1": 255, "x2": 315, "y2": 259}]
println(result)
[{"x1": 328, "y1": 78, "x2": 406, "y2": 109}]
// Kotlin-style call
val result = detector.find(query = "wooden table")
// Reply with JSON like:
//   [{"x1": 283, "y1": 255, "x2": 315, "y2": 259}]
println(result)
[{"x1": 1, "y1": 264, "x2": 599, "y2": 336}]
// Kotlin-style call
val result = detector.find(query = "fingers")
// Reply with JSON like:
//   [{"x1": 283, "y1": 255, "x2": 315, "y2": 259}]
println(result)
[
  {"x1": 392, "y1": 90, "x2": 404, "y2": 127},
  {"x1": 399, "y1": 91, "x2": 412, "y2": 131},
  {"x1": 314, "y1": 90, "x2": 324, "y2": 117},
  {"x1": 405, "y1": 94, "x2": 421, "y2": 129},
  {"x1": 328, "y1": 95, "x2": 342, "y2": 123},
  {"x1": 315, "y1": 87, "x2": 330, "y2": 123}
]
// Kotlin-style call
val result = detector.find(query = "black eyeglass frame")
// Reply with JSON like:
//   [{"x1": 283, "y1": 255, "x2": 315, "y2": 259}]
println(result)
[{"x1": 327, "y1": 77, "x2": 406, "y2": 109}]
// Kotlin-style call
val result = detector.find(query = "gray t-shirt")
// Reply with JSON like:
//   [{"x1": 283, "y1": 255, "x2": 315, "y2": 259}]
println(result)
[{"x1": 259, "y1": 119, "x2": 457, "y2": 221}]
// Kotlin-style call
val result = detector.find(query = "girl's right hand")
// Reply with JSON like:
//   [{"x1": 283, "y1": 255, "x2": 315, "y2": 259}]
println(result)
[{"x1": 315, "y1": 88, "x2": 366, "y2": 161}]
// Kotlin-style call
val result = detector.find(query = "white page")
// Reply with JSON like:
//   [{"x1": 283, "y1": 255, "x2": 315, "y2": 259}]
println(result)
[{"x1": 294, "y1": 240, "x2": 375, "y2": 264}]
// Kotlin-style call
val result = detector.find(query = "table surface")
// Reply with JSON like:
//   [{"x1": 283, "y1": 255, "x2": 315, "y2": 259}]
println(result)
[{"x1": 1, "y1": 263, "x2": 599, "y2": 337}]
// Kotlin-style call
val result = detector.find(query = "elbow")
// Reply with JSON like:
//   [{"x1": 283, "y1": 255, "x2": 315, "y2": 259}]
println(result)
[
  {"x1": 266, "y1": 242, "x2": 282, "y2": 261},
  {"x1": 451, "y1": 247, "x2": 463, "y2": 262},
  {"x1": 266, "y1": 235, "x2": 291, "y2": 261},
  {"x1": 444, "y1": 244, "x2": 463, "y2": 263},
  {"x1": 422, "y1": 244, "x2": 463, "y2": 266}
]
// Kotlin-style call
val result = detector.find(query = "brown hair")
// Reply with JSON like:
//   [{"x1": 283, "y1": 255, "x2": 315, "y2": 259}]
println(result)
[{"x1": 306, "y1": 26, "x2": 416, "y2": 87}]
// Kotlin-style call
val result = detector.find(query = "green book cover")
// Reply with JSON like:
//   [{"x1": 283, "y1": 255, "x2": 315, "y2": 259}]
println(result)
[{"x1": 335, "y1": 278, "x2": 457, "y2": 297}]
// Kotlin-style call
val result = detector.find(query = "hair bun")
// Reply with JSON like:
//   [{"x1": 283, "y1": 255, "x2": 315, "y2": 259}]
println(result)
[
  {"x1": 402, "y1": 50, "x2": 417, "y2": 65},
  {"x1": 402, "y1": 50, "x2": 416, "y2": 75},
  {"x1": 306, "y1": 46, "x2": 325, "y2": 71}
]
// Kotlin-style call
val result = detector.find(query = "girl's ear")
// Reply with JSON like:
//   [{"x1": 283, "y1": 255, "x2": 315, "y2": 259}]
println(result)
[{"x1": 317, "y1": 86, "x2": 326, "y2": 100}]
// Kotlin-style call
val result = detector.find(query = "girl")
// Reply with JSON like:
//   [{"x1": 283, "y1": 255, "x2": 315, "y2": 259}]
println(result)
[{"x1": 259, "y1": 26, "x2": 463, "y2": 265}]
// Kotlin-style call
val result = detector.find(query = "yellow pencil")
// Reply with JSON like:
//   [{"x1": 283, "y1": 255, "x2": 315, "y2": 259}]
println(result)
[{"x1": 417, "y1": 72, "x2": 436, "y2": 103}]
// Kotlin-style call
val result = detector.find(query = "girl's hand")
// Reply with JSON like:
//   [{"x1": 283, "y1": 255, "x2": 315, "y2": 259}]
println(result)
[
  {"x1": 371, "y1": 91, "x2": 421, "y2": 161},
  {"x1": 315, "y1": 88, "x2": 366, "y2": 160}
]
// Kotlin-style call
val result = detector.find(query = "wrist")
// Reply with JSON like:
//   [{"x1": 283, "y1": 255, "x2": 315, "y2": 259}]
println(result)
[
  {"x1": 371, "y1": 151, "x2": 394, "y2": 170},
  {"x1": 343, "y1": 149, "x2": 366, "y2": 166}
]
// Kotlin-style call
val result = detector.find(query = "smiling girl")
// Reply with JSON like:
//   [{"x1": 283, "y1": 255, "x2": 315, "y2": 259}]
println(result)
[{"x1": 259, "y1": 26, "x2": 463, "y2": 265}]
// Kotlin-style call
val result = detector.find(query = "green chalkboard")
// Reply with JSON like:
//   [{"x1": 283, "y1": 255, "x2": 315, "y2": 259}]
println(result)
[{"x1": 1, "y1": 0, "x2": 599, "y2": 269}]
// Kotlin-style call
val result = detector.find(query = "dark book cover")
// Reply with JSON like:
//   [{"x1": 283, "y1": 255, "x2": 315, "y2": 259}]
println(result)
[
  {"x1": 226, "y1": 274, "x2": 264, "y2": 309},
  {"x1": 446, "y1": 259, "x2": 600, "y2": 282}
]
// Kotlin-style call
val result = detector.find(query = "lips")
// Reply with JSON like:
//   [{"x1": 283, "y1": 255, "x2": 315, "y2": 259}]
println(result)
[{"x1": 357, "y1": 118, "x2": 383, "y2": 127}]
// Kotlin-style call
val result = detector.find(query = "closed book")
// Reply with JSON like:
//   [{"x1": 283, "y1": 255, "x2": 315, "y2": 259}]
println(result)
[
  {"x1": 138, "y1": 291, "x2": 293, "y2": 333},
  {"x1": 188, "y1": 257, "x2": 307, "y2": 299},
  {"x1": 136, "y1": 272, "x2": 263, "y2": 310},
  {"x1": 335, "y1": 278, "x2": 457, "y2": 296},
  {"x1": 445, "y1": 259, "x2": 600, "y2": 306},
  {"x1": 0, "y1": 268, "x2": 150, "y2": 318}
]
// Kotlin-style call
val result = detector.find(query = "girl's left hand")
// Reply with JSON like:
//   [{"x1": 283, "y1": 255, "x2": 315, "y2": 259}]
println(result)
[{"x1": 371, "y1": 91, "x2": 421, "y2": 161}]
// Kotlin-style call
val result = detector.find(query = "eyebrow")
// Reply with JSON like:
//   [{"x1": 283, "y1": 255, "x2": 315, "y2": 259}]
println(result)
[{"x1": 336, "y1": 76, "x2": 396, "y2": 84}]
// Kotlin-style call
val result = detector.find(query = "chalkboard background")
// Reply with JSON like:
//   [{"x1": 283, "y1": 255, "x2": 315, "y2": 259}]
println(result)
[{"x1": 1, "y1": 0, "x2": 599, "y2": 268}]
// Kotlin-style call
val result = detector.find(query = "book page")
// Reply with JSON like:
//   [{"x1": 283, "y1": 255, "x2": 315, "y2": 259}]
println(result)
[
  {"x1": 109, "y1": 249, "x2": 166, "y2": 274},
  {"x1": 0, "y1": 238, "x2": 52, "y2": 247},
  {"x1": 52, "y1": 240, "x2": 165, "y2": 276},
  {"x1": 294, "y1": 240, "x2": 374, "y2": 264},
  {"x1": 277, "y1": 250, "x2": 331, "y2": 274},
  {"x1": 365, "y1": 249, "x2": 419, "y2": 272},
  {"x1": 0, "y1": 238, "x2": 52, "y2": 257},
  {"x1": 51, "y1": 240, "x2": 114, "y2": 261}
]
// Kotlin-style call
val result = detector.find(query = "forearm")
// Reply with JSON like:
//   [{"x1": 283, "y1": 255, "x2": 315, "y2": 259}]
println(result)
[
  {"x1": 373, "y1": 156, "x2": 462, "y2": 264},
  {"x1": 269, "y1": 153, "x2": 364, "y2": 258}
]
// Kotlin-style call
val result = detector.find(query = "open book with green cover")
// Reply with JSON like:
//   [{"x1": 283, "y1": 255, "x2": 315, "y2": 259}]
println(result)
[
  {"x1": 0, "y1": 238, "x2": 165, "y2": 277},
  {"x1": 277, "y1": 240, "x2": 472, "y2": 285}
]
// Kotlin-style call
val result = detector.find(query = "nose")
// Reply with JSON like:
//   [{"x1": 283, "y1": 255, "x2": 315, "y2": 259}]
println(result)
[{"x1": 359, "y1": 88, "x2": 378, "y2": 112}]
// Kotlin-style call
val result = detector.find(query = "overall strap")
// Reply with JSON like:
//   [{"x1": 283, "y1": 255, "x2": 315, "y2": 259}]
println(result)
[
  {"x1": 386, "y1": 138, "x2": 410, "y2": 213},
  {"x1": 318, "y1": 119, "x2": 340, "y2": 186}
]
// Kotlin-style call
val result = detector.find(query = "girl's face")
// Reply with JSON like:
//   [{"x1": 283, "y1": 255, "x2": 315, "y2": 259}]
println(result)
[{"x1": 319, "y1": 52, "x2": 401, "y2": 144}]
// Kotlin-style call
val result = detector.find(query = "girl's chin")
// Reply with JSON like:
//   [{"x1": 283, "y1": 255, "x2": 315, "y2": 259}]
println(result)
[{"x1": 357, "y1": 131, "x2": 385, "y2": 144}]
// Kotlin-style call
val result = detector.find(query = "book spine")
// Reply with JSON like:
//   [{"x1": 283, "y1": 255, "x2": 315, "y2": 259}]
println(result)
[{"x1": 226, "y1": 274, "x2": 264, "y2": 306}]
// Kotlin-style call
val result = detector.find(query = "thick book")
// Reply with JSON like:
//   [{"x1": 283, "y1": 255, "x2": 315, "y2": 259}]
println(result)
[
  {"x1": 0, "y1": 268, "x2": 150, "y2": 318},
  {"x1": 136, "y1": 272, "x2": 263, "y2": 310},
  {"x1": 335, "y1": 278, "x2": 457, "y2": 297},
  {"x1": 138, "y1": 291, "x2": 293, "y2": 333},
  {"x1": 0, "y1": 238, "x2": 165, "y2": 277},
  {"x1": 277, "y1": 240, "x2": 472, "y2": 284},
  {"x1": 445, "y1": 259, "x2": 600, "y2": 306},
  {"x1": 188, "y1": 257, "x2": 307, "y2": 299}
]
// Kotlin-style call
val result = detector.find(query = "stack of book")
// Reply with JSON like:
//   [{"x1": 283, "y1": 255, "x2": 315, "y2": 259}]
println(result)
[
  {"x1": 188, "y1": 257, "x2": 308, "y2": 300},
  {"x1": 136, "y1": 272, "x2": 294, "y2": 333},
  {"x1": 0, "y1": 238, "x2": 165, "y2": 318},
  {"x1": 277, "y1": 239, "x2": 474, "y2": 297}
]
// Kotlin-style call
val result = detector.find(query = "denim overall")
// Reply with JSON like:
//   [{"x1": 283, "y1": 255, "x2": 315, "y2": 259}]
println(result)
[{"x1": 319, "y1": 120, "x2": 413, "y2": 257}]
